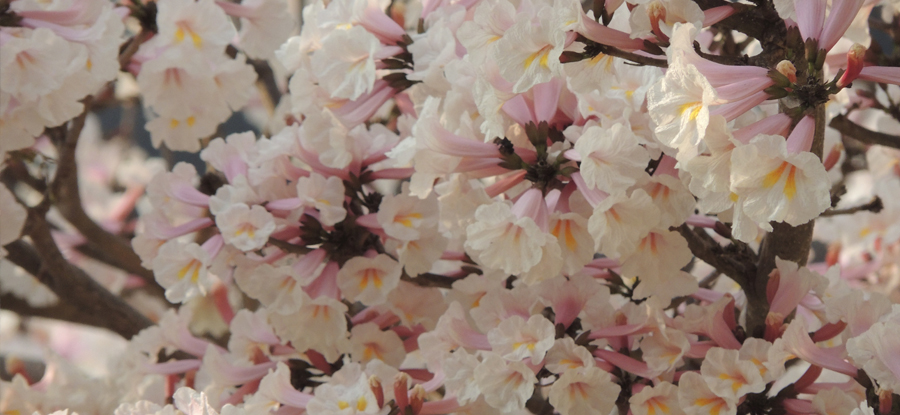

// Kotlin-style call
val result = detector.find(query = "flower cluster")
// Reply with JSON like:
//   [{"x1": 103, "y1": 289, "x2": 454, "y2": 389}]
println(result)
[{"x1": 3, "y1": 0, "x2": 900, "y2": 414}]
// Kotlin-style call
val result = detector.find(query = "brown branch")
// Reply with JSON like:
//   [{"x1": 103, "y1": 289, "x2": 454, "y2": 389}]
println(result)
[
  {"x1": 674, "y1": 224, "x2": 756, "y2": 288},
  {"x1": 267, "y1": 237, "x2": 312, "y2": 255},
  {"x1": 5, "y1": 214, "x2": 153, "y2": 339},
  {"x1": 829, "y1": 113, "x2": 900, "y2": 149},
  {"x1": 400, "y1": 271, "x2": 456, "y2": 289},
  {"x1": 118, "y1": 30, "x2": 152, "y2": 71},
  {"x1": 250, "y1": 59, "x2": 283, "y2": 116},
  {"x1": 598, "y1": 45, "x2": 668, "y2": 68},
  {"x1": 820, "y1": 197, "x2": 883, "y2": 217},
  {"x1": 750, "y1": 104, "x2": 827, "y2": 337},
  {"x1": 49, "y1": 104, "x2": 165, "y2": 299}
]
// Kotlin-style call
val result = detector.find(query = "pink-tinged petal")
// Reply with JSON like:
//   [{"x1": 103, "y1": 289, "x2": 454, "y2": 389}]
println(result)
[
  {"x1": 709, "y1": 298, "x2": 742, "y2": 349},
  {"x1": 564, "y1": 149, "x2": 582, "y2": 161},
  {"x1": 267, "y1": 198, "x2": 304, "y2": 211},
  {"x1": 782, "y1": 320, "x2": 859, "y2": 376},
  {"x1": 685, "y1": 341, "x2": 715, "y2": 358},
  {"x1": 511, "y1": 188, "x2": 550, "y2": 231},
  {"x1": 794, "y1": 0, "x2": 826, "y2": 41},
  {"x1": 485, "y1": 170, "x2": 528, "y2": 198},
  {"x1": 425, "y1": 128, "x2": 500, "y2": 158},
  {"x1": 579, "y1": 17, "x2": 646, "y2": 50},
  {"x1": 588, "y1": 324, "x2": 653, "y2": 339},
  {"x1": 502, "y1": 94, "x2": 536, "y2": 126},
  {"x1": 216, "y1": 0, "x2": 254, "y2": 18},
  {"x1": 205, "y1": 347, "x2": 277, "y2": 385},
  {"x1": 859, "y1": 66, "x2": 900, "y2": 85},
  {"x1": 786, "y1": 116, "x2": 815, "y2": 154},
  {"x1": 152, "y1": 217, "x2": 214, "y2": 240},
  {"x1": 420, "y1": 397, "x2": 461, "y2": 415},
  {"x1": 571, "y1": 172, "x2": 610, "y2": 208},
  {"x1": 702, "y1": 5, "x2": 735, "y2": 26},
  {"x1": 279, "y1": 385, "x2": 314, "y2": 409},
  {"x1": 200, "y1": 234, "x2": 224, "y2": 259},
  {"x1": 691, "y1": 287, "x2": 725, "y2": 303},
  {"x1": 799, "y1": 380, "x2": 859, "y2": 394},
  {"x1": 792, "y1": 364, "x2": 823, "y2": 392},
  {"x1": 221, "y1": 378, "x2": 262, "y2": 406},
  {"x1": 691, "y1": 61, "x2": 768, "y2": 88},
  {"x1": 170, "y1": 182, "x2": 210, "y2": 207},
  {"x1": 783, "y1": 399, "x2": 816, "y2": 414},
  {"x1": 819, "y1": 0, "x2": 864, "y2": 51},
  {"x1": 304, "y1": 261, "x2": 340, "y2": 300},
  {"x1": 360, "y1": 7, "x2": 407, "y2": 43},
  {"x1": 593, "y1": 349, "x2": 655, "y2": 378},
  {"x1": 144, "y1": 359, "x2": 202, "y2": 375},
  {"x1": 375, "y1": 45, "x2": 405, "y2": 60},
  {"x1": 710, "y1": 91, "x2": 770, "y2": 121},
  {"x1": 331, "y1": 81, "x2": 397, "y2": 127},
  {"x1": 686, "y1": 215, "x2": 719, "y2": 228},
  {"x1": 421, "y1": 370, "x2": 446, "y2": 392},
  {"x1": 733, "y1": 113, "x2": 793, "y2": 144},
  {"x1": 715, "y1": 77, "x2": 775, "y2": 102},
  {"x1": 369, "y1": 168, "x2": 416, "y2": 180},
  {"x1": 532, "y1": 79, "x2": 563, "y2": 122},
  {"x1": 449, "y1": 319, "x2": 492, "y2": 350},
  {"x1": 356, "y1": 213, "x2": 382, "y2": 230}
]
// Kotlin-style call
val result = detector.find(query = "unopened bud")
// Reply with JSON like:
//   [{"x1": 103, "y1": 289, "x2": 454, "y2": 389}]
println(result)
[
  {"x1": 823, "y1": 142, "x2": 843, "y2": 171},
  {"x1": 647, "y1": 1, "x2": 669, "y2": 43},
  {"x1": 776, "y1": 60, "x2": 798, "y2": 84},
  {"x1": 4, "y1": 356, "x2": 32, "y2": 384},
  {"x1": 764, "y1": 312, "x2": 786, "y2": 342},
  {"x1": 390, "y1": 2, "x2": 406, "y2": 28},
  {"x1": 614, "y1": 311, "x2": 628, "y2": 326},
  {"x1": 838, "y1": 43, "x2": 867, "y2": 88},
  {"x1": 766, "y1": 268, "x2": 781, "y2": 304},
  {"x1": 369, "y1": 376, "x2": 384, "y2": 409},
  {"x1": 408, "y1": 385, "x2": 426, "y2": 415},
  {"x1": 825, "y1": 243, "x2": 841, "y2": 267},
  {"x1": 393, "y1": 372, "x2": 410, "y2": 411},
  {"x1": 879, "y1": 388, "x2": 893, "y2": 415}
]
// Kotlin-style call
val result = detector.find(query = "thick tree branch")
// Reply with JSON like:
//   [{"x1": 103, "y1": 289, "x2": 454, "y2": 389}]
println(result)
[
  {"x1": 750, "y1": 104, "x2": 827, "y2": 337},
  {"x1": 829, "y1": 113, "x2": 900, "y2": 149},
  {"x1": 5, "y1": 214, "x2": 153, "y2": 339},
  {"x1": 674, "y1": 224, "x2": 756, "y2": 288},
  {"x1": 49, "y1": 105, "x2": 165, "y2": 299}
]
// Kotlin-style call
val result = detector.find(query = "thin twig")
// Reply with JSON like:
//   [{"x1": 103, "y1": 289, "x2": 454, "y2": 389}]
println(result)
[
  {"x1": 598, "y1": 45, "x2": 669, "y2": 68},
  {"x1": 829, "y1": 113, "x2": 900, "y2": 149},
  {"x1": 820, "y1": 197, "x2": 883, "y2": 217}
]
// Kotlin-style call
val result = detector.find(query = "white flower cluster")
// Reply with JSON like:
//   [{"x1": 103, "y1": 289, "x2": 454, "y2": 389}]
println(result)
[{"x1": 3, "y1": 0, "x2": 900, "y2": 414}]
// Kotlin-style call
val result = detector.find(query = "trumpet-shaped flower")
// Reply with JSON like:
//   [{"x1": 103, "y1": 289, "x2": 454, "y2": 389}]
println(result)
[
  {"x1": 548, "y1": 366, "x2": 620, "y2": 415},
  {"x1": 730, "y1": 134, "x2": 831, "y2": 229}
]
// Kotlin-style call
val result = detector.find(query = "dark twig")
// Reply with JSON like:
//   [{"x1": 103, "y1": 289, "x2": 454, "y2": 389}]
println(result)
[
  {"x1": 830, "y1": 113, "x2": 900, "y2": 149},
  {"x1": 673, "y1": 224, "x2": 755, "y2": 288},
  {"x1": 5, "y1": 215, "x2": 153, "y2": 339},
  {"x1": 597, "y1": 45, "x2": 669, "y2": 68},
  {"x1": 820, "y1": 197, "x2": 883, "y2": 217},
  {"x1": 267, "y1": 237, "x2": 312, "y2": 255},
  {"x1": 400, "y1": 271, "x2": 457, "y2": 289}
]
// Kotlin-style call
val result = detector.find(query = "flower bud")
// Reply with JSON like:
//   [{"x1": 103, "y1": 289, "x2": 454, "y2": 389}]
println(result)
[
  {"x1": 408, "y1": 384, "x2": 426, "y2": 415},
  {"x1": 837, "y1": 43, "x2": 867, "y2": 88},
  {"x1": 369, "y1": 376, "x2": 384, "y2": 409},
  {"x1": 776, "y1": 60, "x2": 798, "y2": 84},
  {"x1": 393, "y1": 372, "x2": 410, "y2": 411}
]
